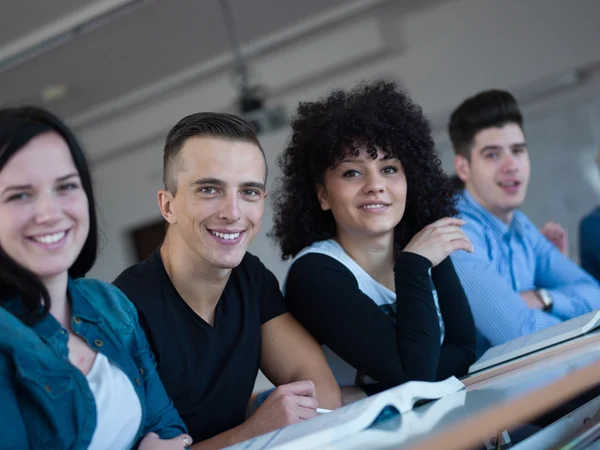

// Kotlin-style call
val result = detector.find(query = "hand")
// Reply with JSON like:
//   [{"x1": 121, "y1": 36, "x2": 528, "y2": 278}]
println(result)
[
  {"x1": 243, "y1": 380, "x2": 318, "y2": 437},
  {"x1": 520, "y1": 290, "x2": 545, "y2": 310},
  {"x1": 540, "y1": 221, "x2": 569, "y2": 256},
  {"x1": 138, "y1": 432, "x2": 193, "y2": 450},
  {"x1": 402, "y1": 217, "x2": 474, "y2": 267}
]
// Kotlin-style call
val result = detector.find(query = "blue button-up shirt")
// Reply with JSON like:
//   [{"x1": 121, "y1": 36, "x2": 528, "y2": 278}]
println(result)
[
  {"x1": 451, "y1": 190, "x2": 600, "y2": 356},
  {"x1": 0, "y1": 277, "x2": 187, "y2": 450}
]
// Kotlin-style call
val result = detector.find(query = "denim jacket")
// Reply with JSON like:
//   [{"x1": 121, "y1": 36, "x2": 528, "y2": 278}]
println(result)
[{"x1": 0, "y1": 277, "x2": 187, "y2": 450}]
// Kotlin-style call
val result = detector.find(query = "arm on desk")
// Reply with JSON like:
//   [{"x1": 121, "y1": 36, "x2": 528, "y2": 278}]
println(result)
[
  {"x1": 533, "y1": 225, "x2": 600, "y2": 319},
  {"x1": 451, "y1": 226, "x2": 561, "y2": 347}
]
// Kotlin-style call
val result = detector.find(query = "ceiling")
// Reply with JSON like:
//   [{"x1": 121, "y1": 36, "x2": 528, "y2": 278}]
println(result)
[{"x1": 0, "y1": 0, "x2": 406, "y2": 120}]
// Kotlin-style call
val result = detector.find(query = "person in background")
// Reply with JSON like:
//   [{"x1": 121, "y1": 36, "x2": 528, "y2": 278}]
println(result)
[
  {"x1": 113, "y1": 112, "x2": 341, "y2": 449},
  {"x1": 271, "y1": 81, "x2": 476, "y2": 402},
  {"x1": 0, "y1": 106, "x2": 190, "y2": 449},
  {"x1": 448, "y1": 89, "x2": 600, "y2": 356},
  {"x1": 579, "y1": 149, "x2": 600, "y2": 282}
]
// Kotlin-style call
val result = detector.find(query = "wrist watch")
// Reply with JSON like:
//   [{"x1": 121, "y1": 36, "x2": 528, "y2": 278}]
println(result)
[{"x1": 537, "y1": 288, "x2": 553, "y2": 312}]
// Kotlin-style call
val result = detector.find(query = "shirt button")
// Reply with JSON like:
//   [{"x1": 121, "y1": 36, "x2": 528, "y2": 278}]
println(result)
[
  {"x1": 60, "y1": 329, "x2": 67, "y2": 335},
  {"x1": 139, "y1": 368, "x2": 144, "y2": 376},
  {"x1": 136, "y1": 378, "x2": 142, "y2": 386},
  {"x1": 44, "y1": 384, "x2": 52, "y2": 393},
  {"x1": 73, "y1": 316, "x2": 81, "y2": 324},
  {"x1": 94, "y1": 339, "x2": 103, "y2": 347}
]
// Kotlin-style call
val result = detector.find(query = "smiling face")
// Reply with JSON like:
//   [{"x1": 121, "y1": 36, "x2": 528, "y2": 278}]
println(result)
[
  {"x1": 455, "y1": 123, "x2": 530, "y2": 224},
  {"x1": 0, "y1": 132, "x2": 89, "y2": 282},
  {"x1": 159, "y1": 136, "x2": 266, "y2": 270},
  {"x1": 317, "y1": 147, "x2": 407, "y2": 241}
]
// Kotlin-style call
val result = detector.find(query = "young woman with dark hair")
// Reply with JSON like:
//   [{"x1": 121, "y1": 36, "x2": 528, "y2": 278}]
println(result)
[
  {"x1": 271, "y1": 82, "x2": 477, "y2": 401},
  {"x1": 0, "y1": 106, "x2": 191, "y2": 449}
]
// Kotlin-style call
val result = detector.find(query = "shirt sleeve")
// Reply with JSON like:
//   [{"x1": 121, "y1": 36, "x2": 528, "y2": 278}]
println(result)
[
  {"x1": 284, "y1": 251, "x2": 443, "y2": 386},
  {"x1": 530, "y1": 221, "x2": 600, "y2": 319},
  {"x1": 451, "y1": 220, "x2": 562, "y2": 347},
  {"x1": 580, "y1": 214, "x2": 600, "y2": 283},
  {"x1": 258, "y1": 262, "x2": 287, "y2": 325},
  {"x1": 0, "y1": 354, "x2": 30, "y2": 450},
  {"x1": 431, "y1": 257, "x2": 477, "y2": 380}
]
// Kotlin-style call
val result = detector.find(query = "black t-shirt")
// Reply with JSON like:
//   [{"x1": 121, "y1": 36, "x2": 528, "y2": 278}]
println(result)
[
  {"x1": 285, "y1": 252, "x2": 476, "y2": 395},
  {"x1": 113, "y1": 249, "x2": 286, "y2": 442}
]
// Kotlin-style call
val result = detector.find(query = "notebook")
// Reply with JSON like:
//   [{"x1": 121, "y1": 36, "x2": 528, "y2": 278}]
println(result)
[
  {"x1": 223, "y1": 376, "x2": 465, "y2": 450},
  {"x1": 469, "y1": 310, "x2": 600, "y2": 374}
]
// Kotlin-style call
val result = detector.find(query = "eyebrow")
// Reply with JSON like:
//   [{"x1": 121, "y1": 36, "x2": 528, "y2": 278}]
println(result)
[
  {"x1": 191, "y1": 178, "x2": 266, "y2": 191},
  {"x1": 479, "y1": 142, "x2": 527, "y2": 154},
  {"x1": 1, "y1": 173, "x2": 80, "y2": 196}
]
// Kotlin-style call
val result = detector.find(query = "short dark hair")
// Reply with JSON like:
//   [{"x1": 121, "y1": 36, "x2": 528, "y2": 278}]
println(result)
[
  {"x1": 271, "y1": 81, "x2": 456, "y2": 259},
  {"x1": 448, "y1": 90, "x2": 523, "y2": 159},
  {"x1": 163, "y1": 112, "x2": 265, "y2": 193},
  {"x1": 0, "y1": 106, "x2": 98, "y2": 325}
]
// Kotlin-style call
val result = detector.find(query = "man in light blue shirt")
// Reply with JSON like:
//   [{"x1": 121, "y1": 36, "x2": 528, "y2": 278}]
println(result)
[{"x1": 448, "y1": 90, "x2": 600, "y2": 356}]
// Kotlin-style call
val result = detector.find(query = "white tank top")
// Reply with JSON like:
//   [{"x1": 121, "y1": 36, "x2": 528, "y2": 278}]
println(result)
[
  {"x1": 284, "y1": 239, "x2": 445, "y2": 387},
  {"x1": 86, "y1": 352, "x2": 142, "y2": 450}
]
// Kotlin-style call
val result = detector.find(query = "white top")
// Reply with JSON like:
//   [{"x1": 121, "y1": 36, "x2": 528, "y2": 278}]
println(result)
[
  {"x1": 284, "y1": 239, "x2": 445, "y2": 387},
  {"x1": 86, "y1": 352, "x2": 143, "y2": 450}
]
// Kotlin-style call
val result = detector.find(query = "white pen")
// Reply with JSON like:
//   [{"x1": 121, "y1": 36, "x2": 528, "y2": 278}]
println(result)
[{"x1": 316, "y1": 408, "x2": 332, "y2": 414}]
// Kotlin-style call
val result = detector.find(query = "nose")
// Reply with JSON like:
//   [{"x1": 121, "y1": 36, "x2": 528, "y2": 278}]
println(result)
[
  {"x1": 361, "y1": 171, "x2": 385, "y2": 195},
  {"x1": 218, "y1": 193, "x2": 241, "y2": 222},
  {"x1": 501, "y1": 152, "x2": 520, "y2": 173},
  {"x1": 33, "y1": 192, "x2": 61, "y2": 224}
]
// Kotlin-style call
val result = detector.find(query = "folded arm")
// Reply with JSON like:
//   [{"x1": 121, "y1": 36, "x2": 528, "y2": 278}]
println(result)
[{"x1": 284, "y1": 252, "x2": 442, "y2": 389}]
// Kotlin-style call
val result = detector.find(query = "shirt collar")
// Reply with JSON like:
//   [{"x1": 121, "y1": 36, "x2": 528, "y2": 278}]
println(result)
[{"x1": 460, "y1": 190, "x2": 517, "y2": 238}]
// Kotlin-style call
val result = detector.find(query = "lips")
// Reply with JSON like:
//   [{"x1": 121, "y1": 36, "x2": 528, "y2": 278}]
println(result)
[
  {"x1": 28, "y1": 230, "x2": 68, "y2": 244},
  {"x1": 210, "y1": 230, "x2": 242, "y2": 240}
]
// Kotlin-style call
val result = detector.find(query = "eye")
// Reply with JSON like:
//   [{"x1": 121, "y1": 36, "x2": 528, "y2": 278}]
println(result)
[
  {"x1": 199, "y1": 187, "x2": 218, "y2": 194},
  {"x1": 342, "y1": 169, "x2": 361, "y2": 178},
  {"x1": 242, "y1": 189, "x2": 260, "y2": 197},
  {"x1": 484, "y1": 151, "x2": 499, "y2": 160},
  {"x1": 381, "y1": 166, "x2": 398, "y2": 174},
  {"x1": 6, "y1": 192, "x2": 30, "y2": 202},
  {"x1": 513, "y1": 147, "x2": 526, "y2": 155},
  {"x1": 58, "y1": 182, "x2": 80, "y2": 192}
]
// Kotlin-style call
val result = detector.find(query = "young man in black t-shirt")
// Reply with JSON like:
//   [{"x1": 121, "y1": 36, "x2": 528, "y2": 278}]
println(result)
[{"x1": 113, "y1": 112, "x2": 340, "y2": 449}]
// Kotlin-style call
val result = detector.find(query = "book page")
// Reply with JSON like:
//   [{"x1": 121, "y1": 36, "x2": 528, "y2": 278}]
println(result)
[
  {"x1": 469, "y1": 310, "x2": 600, "y2": 373},
  {"x1": 223, "y1": 377, "x2": 465, "y2": 450}
]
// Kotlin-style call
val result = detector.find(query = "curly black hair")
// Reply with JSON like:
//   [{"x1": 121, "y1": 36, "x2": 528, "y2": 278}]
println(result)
[{"x1": 271, "y1": 81, "x2": 457, "y2": 260}]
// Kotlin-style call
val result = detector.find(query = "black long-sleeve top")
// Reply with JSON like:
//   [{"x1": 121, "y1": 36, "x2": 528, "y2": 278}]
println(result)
[{"x1": 284, "y1": 251, "x2": 476, "y2": 395}]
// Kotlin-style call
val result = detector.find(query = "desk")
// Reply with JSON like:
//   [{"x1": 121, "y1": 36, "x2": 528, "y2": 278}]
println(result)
[{"x1": 318, "y1": 342, "x2": 600, "y2": 450}]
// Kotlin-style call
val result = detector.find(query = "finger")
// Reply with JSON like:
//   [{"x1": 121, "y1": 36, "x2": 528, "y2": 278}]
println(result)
[
  {"x1": 428, "y1": 217, "x2": 466, "y2": 228},
  {"x1": 447, "y1": 238, "x2": 474, "y2": 254},
  {"x1": 296, "y1": 405, "x2": 318, "y2": 420},
  {"x1": 290, "y1": 394, "x2": 319, "y2": 410},
  {"x1": 276, "y1": 380, "x2": 316, "y2": 398}
]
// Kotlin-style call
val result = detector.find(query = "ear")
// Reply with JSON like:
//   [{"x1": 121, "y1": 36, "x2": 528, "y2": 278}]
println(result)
[
  {"x1": 157, "y1": 190, "x2": 177, "y2": 224},
  {"x1": 316, "y1": 184, "x2": 330, "y2": 211},
  {"x1": 454, "y1": 155, "x2": 470, "y2": 183}
]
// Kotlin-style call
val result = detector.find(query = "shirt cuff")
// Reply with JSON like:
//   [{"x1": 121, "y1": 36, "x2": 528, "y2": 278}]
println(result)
[{"x1": 396, "y1": 252, "x2": 433, "y2": 273}]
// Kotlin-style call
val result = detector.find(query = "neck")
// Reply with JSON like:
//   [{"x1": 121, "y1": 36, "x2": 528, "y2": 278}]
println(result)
[
  {"x1": 335, "y1": 230, "x2": 395, "y2": 284},
  {"x1": 161, "y1": 231, "x2": 230, "y2": 326},
  {"x1": 465, "y1": 185, "x2": 514, "y2": 224},
  {"x1": 46, "y1": 272, "x2": 70, "y2": 328}
]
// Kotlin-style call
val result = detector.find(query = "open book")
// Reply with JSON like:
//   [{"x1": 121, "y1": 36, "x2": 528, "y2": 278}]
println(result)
[
  {"x1": 224, "y1": 376, "x2": 465, "y2": 450},
  {"x1": 469, "y1": 310, "x2": 600, "y2": 374}
]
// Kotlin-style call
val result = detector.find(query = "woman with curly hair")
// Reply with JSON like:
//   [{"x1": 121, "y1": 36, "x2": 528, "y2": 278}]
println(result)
[{"x1": 271, "y1": 81, "x2": 477, "y2": 399}]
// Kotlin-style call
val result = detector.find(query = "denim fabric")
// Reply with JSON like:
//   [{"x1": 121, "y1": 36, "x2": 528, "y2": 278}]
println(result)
[{"x1": 0, "y1": 277, "x2": 187, "y2": 450}]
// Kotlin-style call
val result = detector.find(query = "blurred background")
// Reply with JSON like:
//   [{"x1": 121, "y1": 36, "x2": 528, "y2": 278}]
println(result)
[{"x1": 2, "y1": 0, "x2": 600, "y2": 284}]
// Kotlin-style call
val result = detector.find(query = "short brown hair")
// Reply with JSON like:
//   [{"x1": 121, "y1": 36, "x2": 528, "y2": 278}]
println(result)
[{"x1": 163, "y1": 112, "x2": 265, "y2": 193}]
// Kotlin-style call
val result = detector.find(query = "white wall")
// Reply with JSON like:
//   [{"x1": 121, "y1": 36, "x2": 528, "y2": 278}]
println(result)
[{"x1": 85, "y1": 0, "x2": 600, "y2": 282}]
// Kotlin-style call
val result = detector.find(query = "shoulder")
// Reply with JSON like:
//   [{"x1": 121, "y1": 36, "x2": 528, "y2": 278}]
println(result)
[
  {"x1": 71, "y1": 278, "x2": 138, "y2": 325},
  {"x1": 112, "y1": 257, "x2": 160, "y2": 302},
  {"x1": 287, "y1": 252, "x2": 357, "y2": 285},
  {"x1": 581, "y1": 207, "x2": 600, "y2": 228}
]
